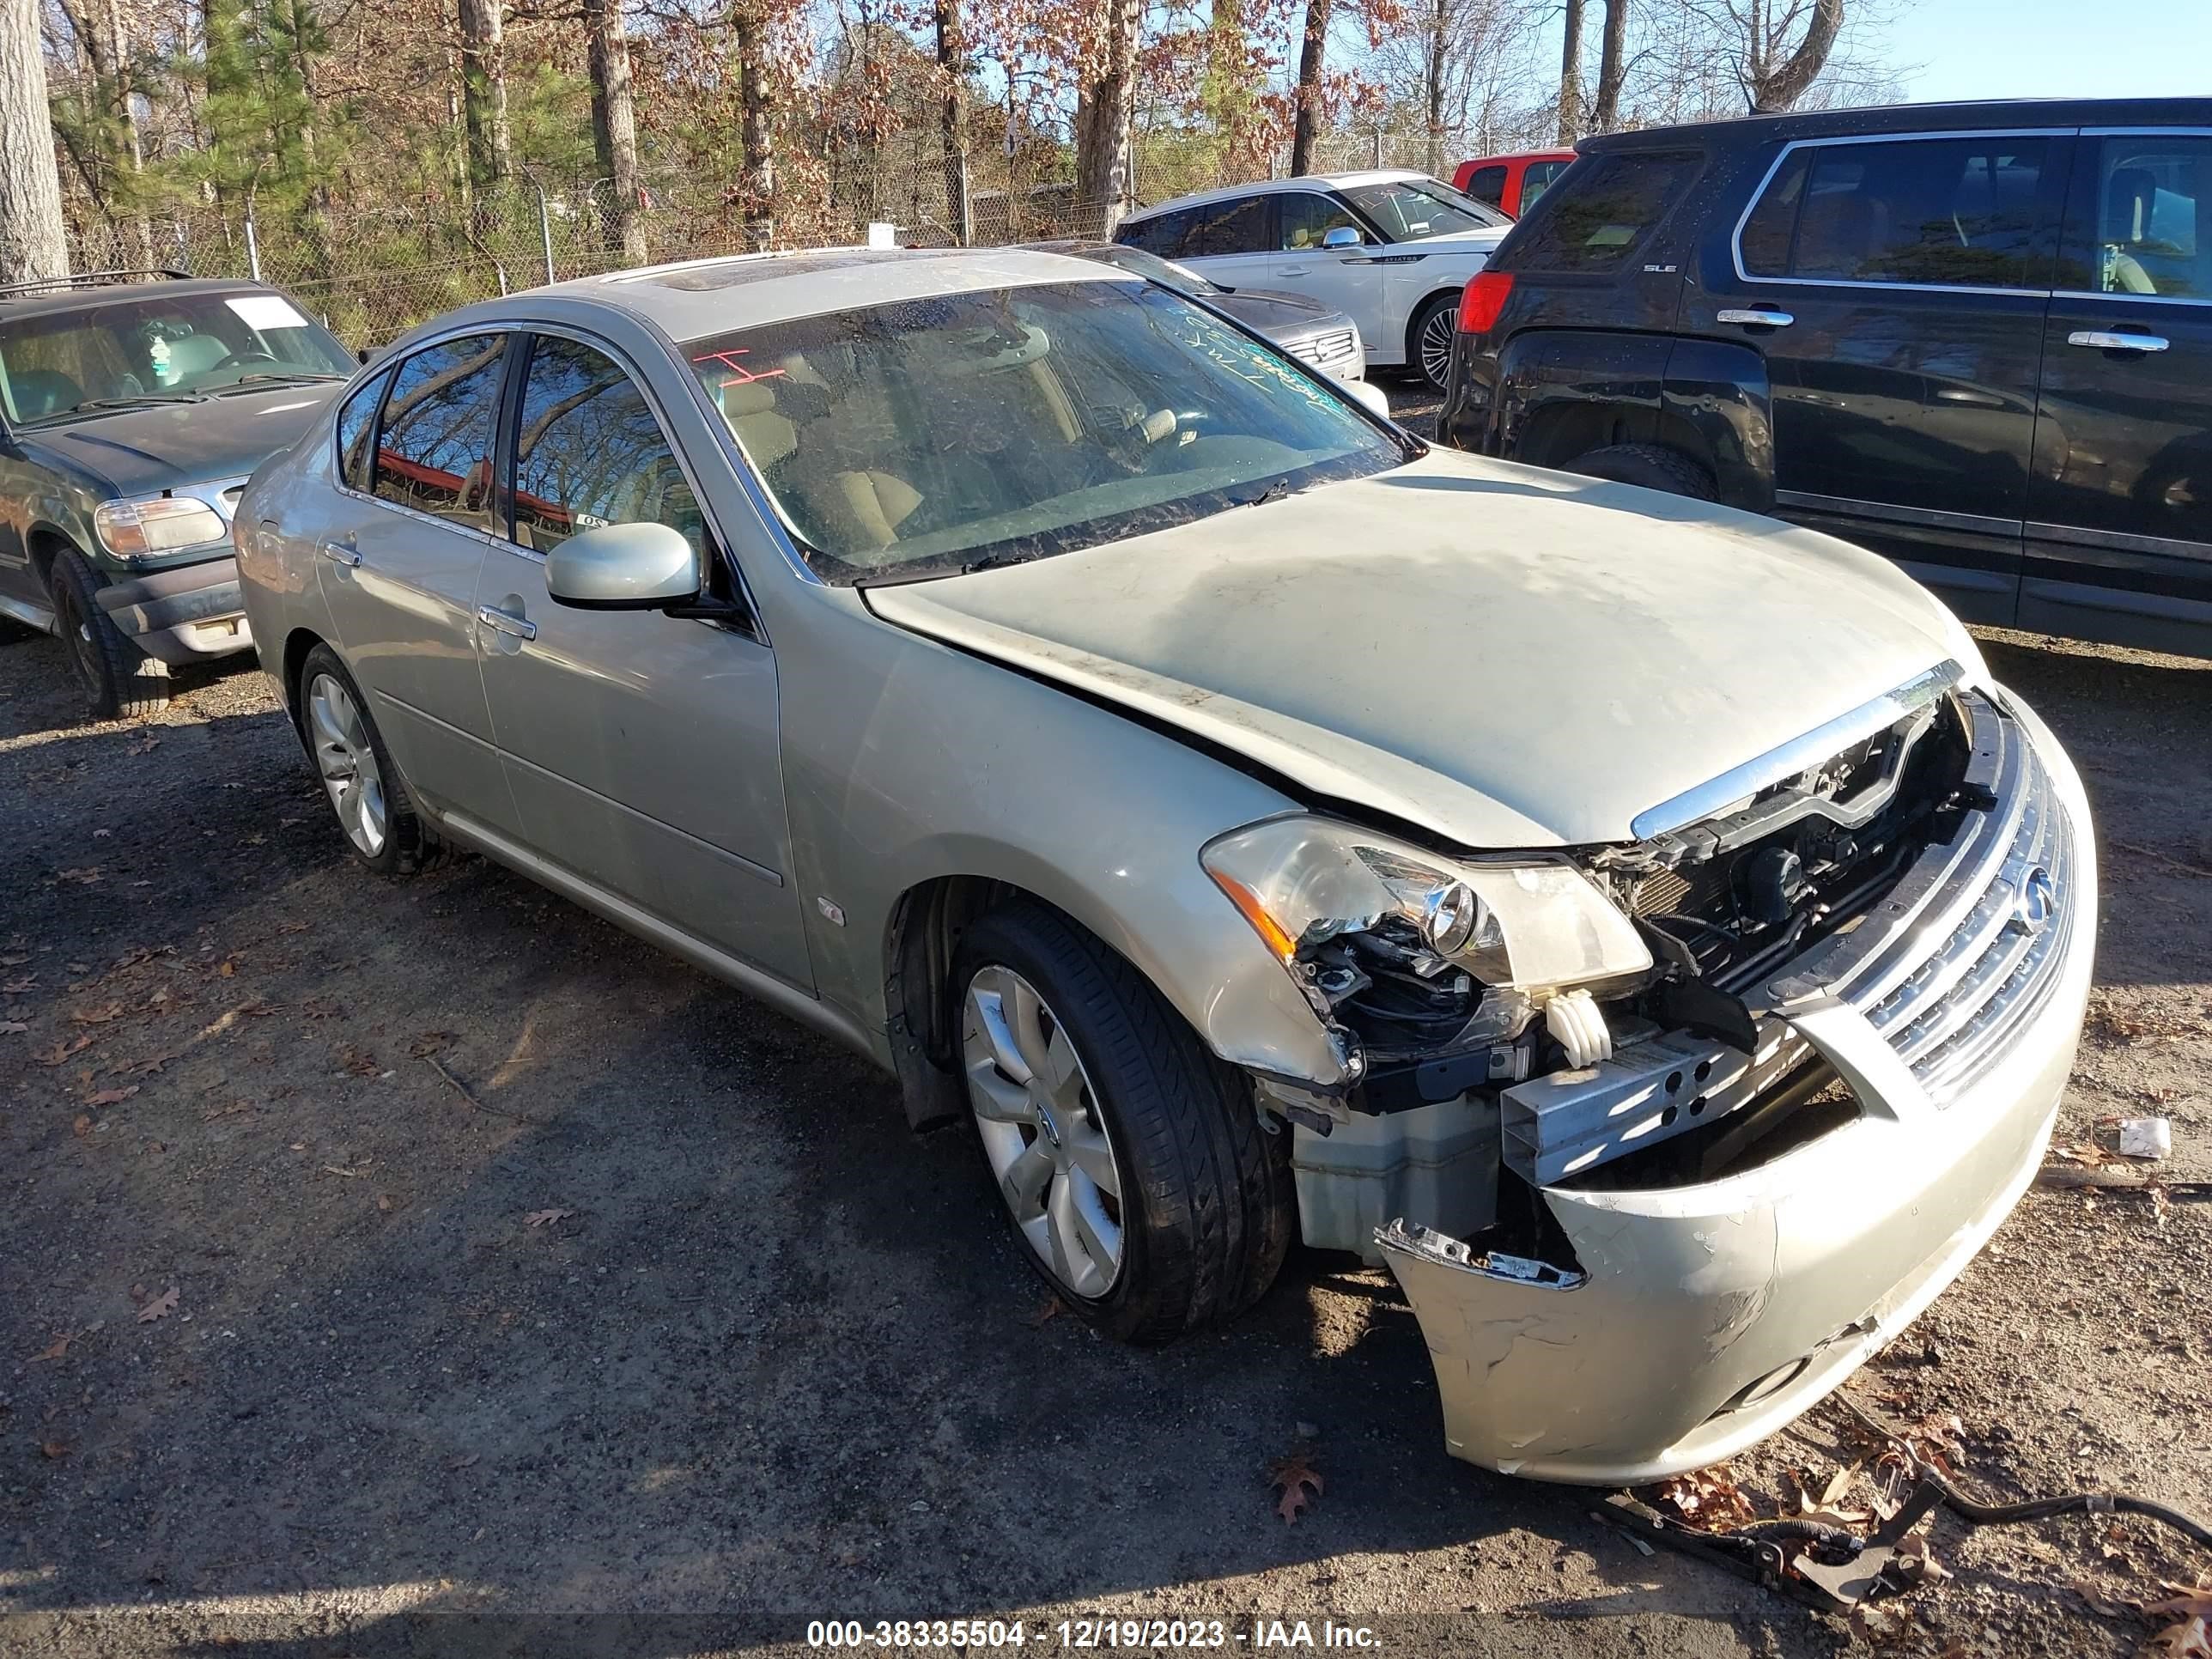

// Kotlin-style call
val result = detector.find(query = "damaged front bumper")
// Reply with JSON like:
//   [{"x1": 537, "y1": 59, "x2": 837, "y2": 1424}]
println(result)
[{"x1": 1376, "y1": 684, "x2": 2096, "y2": 1485}]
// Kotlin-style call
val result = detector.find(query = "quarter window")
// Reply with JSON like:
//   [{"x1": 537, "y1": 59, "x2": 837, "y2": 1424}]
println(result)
[
  {"x1": 1462, "y1": 166, "x2": 1509, "y2": 210},
  {"x1": 2059, "y1": 136, "x2": 2212, "y2": 300},
  {"x1": 334, "y1": 368, "x2": 389, "y2": 492},
  {"x1": 1521, "y1": 159, "x2": 1570, "y2": 210},
  {"x1": 372, "y1": 334, "x2": 506, "y2": 529},
  {"x1": 510, "y1": 336, "x2": 703, "y2": 557},
  {"x1": 1188, "y1": 195, "x2": 1272, "y2": 256},
  {"x1": 1120, "y1": 207, "x2": 1198, "y2": 259},
  {"x1": 1739, "y1": 137, "x2": 2052, "y2": 290},
  {"x1": 1514, "y1": 151, "x2": 1700, "y2": 271}
]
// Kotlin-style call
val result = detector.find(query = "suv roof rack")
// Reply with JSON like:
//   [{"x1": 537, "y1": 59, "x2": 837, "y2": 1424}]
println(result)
[{"x1": 0, "y1": 268, "x2": 196, "y2": 301}]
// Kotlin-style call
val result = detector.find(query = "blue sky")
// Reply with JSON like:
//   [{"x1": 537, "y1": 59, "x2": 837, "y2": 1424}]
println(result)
[{"x1": 1892, "y1": 0, "x2": 2212, "y2": 101}]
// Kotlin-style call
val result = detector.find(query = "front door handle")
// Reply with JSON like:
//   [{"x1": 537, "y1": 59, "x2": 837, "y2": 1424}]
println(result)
[
  {"x1": 1717, "y1": 307, "x2": 1795, "y2": 328},
  {"x1": 2068, "y1": 329, "x2": 2169, "y2": 353},
  {"x1": 476, "y1": 603, "x2": 538, "y2": 642},
  {"x1": 319, "y1": 539, "x2": 362, "y2": 568}
]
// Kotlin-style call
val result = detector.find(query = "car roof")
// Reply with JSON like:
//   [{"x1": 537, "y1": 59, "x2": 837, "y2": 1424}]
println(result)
[
  {"x1": 0, "y1": 274, "x2": 296, "y2": 325},
  {"x1": 1583, "y1": 95, "x2": 2212, "y2": 153},
  {"x1": 1459, "y1": 149, "x2": 1577, "y2": 167},
  {"x1": 1120, "y1": 170, "x2": 1438, "y2": 223},
  {"x1": 510, "y1": 245, "x2": 1131, "y2": 341}
]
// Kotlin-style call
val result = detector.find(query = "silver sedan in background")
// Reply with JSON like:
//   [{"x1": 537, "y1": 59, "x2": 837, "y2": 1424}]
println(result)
[{"x1": 236, "y1": 246, "x2": 2094, "y2": 1485}]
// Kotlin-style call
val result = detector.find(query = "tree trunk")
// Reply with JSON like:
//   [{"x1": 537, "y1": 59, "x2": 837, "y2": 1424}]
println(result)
[
  {"x1": 1750, "y1": 0, "x2": 1843, "y2": 111},
  {"x1": 1423, "y1": 0, "x2": 1446, "y2": 177},
  {"x1": 1290, "y1": 0, "x2": 1330, "y2": 177},
  {"x1": 1592, "y1": 0, "x2": 1627, "y2": 132},
  {"x1": 1073, "y1": 0, "x2": 1138, "y2": 238},
  {"x1": 457, "y1": 0, "x2": 511, "y2": 187},
  {"x1": 1556, "y1": 0, "x2": 1584, "y2": 142},
  {"x1": 934, "y1": 0, "x2": 970, "y2": 244},
  {"x1": 0, "y1": 0, "x2": 70, "y2": 283},
  {"x1": 733, "y1": 4, "x2": 776, "y2": 248},
  {"x1": 584, "y1": 0, "x2": 647, "y2": 264}
]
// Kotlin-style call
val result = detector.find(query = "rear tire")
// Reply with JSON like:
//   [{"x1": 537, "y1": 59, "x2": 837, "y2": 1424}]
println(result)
[
  {"x1": 46, "y1": 549, "x2": 170, "y2": 720},
  {"x1": 295, "y1": 643, "x2": 450, "y2": 878},
  {"x1": 1409, "y1": 293, "x2": 1461, "y2": 392},
  {"x1": 951, "y1": 903, "x2": 1294, "y2": 1345},
  {"x1": 1566, "y1": 441, "x2": 1718, "y2": 500}
]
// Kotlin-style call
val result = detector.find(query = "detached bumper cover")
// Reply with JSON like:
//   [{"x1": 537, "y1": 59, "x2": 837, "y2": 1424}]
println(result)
[
  {"x1": 1379, "y1": 684, "x2": 2096, "y2": 1485},
  {"x1": 95, "y1": 556, "x2": 252, "y2": 664}
]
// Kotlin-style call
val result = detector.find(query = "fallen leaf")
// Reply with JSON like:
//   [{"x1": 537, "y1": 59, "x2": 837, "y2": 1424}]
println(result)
[
  {"x1": 28, "y1": 1332, "x2": 76, "y2": 1363},
  {"x1": 1656, "y1": 1464, "x2": 1759, "y2": 1529},
  {"x1": 56, "y1": 867, "x2": 103, "y2": 884},
  {"x1": 338, "y1": 1045, "x2": 380, "y2": 1078},
  {"x1": 82, "y1": 1086, "x2": 139, "y2": 1109},
  {"x1": 408, "y1": 1031, "x2": 458, "y2": 1058},
  {"x1": 1029, "y1": 1295, "x2": 1064, "y2": 1328},
  {"x1": 523, "y1": 1208, "x2": 574, "y2": 1228},
  {"x1": 92, "y1": 828, "x2": 112, "y2": 838},
  {"x1": 40, "y1": 1440, "x2": 70, "y2": 1460},
  {"x1": 322, "y1": 1164, "x2": 369, "y2": 1178},
  {"x1": 216, "y1": 960, "x2": 235, "y2": 978},
  {"x1": 0, "y1": 1020, "x2": 27, "y2": 1035},
  {"x1": 376, "y1": 1194, "x2": 394, "y2": 1212},
  {"x1": 35, "y1": 1035, "x2": 94, "y2": 1066},
  {"x1": 2142, "y1": 1592, "x2": 2212, "y2": 1659},
  {"x1": 3, "y1": 976, "x2": 36, "y2": 994},
  {"x1": 126, "y1": 737, "x2": 161, "y2": 755},
  {"x1": 1268, "y1": 1448, "x2": 1324, "y2": 1524},
  {"x1": 71, "y1": 1115, "x2": 92, "y2": 1138},
  {"x1": 135, "y1": 1286, "x2": 179, "y2": 1323},
  {"x1": 70, "y1": 1002, "x2": 126, "y2": 1026},
  {"x1": 199, "y1": 1100, "x2": 252, "y2": 1123},
  {"x1": 447, "y1": 1453, "x2": 480, "y2": 1470}
]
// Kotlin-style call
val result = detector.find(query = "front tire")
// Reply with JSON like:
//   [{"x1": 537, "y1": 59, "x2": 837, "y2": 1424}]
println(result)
[
  {"x1": 295, "y1": 643, "x2": 449, "y2": 877},
  {"x1": 46, "y1": 549, "x2": 170, "y2": 720},
  {"x1": 952, "y1": 904, "x2": 1294, "y2": 1345}
]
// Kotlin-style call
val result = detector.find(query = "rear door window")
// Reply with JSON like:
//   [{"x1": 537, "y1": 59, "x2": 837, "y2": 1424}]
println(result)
[
  {"x1": 1513, "y1": 151, "x2": 1702, "y2": 271},
  {"x1": 372, "y1": 334, "x2": 506, "y2": 531},
  {"x1": 1521, "y1": 159, "x2": 1571, "y2": 210},
  {"x1": 2056, "y1": 134, "x2": 2212, "y2": 300},
  {"x1": 1189, "y1": 195, "x2": 1273, "y2": 257},
  {"x1": 1120, "y1": 208, "x2": 1196, "y2": 258},
  {"x1": 1739, "y1": 137, "x2": 2054, "y2": 290}
]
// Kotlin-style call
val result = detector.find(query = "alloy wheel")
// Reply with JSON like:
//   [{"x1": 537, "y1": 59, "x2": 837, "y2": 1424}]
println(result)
[
  {"x1": 961, "y1": 964, "x2": 1126, "y2": 1300},
  {"x1": 306, "y1": 671, "x2": 389, "y2": 858},
  {"x1": 1419, "y1": 305, "x2": 1457, "y2": 389}
]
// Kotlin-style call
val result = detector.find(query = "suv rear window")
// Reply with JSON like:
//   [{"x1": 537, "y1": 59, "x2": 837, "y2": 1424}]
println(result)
[
  {"x1": 1739, "y1": 137, "x2": 2052, "y2": 290},
  {"x1": 1511, "y1": 151, "x2": 1701, "y2": 271}
]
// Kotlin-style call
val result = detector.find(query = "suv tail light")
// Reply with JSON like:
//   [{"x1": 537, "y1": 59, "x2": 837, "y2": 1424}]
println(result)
[{"x1": 1457, "y1": 270, "x2": 1515, "y2": 335}]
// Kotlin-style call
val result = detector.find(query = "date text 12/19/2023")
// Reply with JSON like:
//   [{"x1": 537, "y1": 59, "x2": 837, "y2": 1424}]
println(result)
[{"x1": 805, "y1": 1620, "x2": 1383, "y2": 1649}]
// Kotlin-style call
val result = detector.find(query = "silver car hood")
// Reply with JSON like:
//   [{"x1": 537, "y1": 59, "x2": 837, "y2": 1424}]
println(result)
[{"x1": 864, "y1": 449, "x2": 1968, "y2": 849}]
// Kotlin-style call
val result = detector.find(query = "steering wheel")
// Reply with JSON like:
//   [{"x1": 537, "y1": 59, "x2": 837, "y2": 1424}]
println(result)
[{"x1": 212, "y1": 349, "x2": 281, "y2": 374}]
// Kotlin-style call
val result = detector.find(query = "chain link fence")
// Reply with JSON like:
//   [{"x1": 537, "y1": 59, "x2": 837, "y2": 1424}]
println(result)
[{"x1": 62, "y1": 125, "x2": 1452, "y2": 350}]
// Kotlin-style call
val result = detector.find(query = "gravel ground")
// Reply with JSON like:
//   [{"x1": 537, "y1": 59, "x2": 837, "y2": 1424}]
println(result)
[{"x1": 2, "y1": 395, "x2": 2209, "y2": 1658}]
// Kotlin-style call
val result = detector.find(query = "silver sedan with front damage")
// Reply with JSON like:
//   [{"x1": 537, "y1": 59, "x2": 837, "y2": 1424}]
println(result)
[{"x1": 234, "y1": 246, "x2": 2096, "y2": 1485}]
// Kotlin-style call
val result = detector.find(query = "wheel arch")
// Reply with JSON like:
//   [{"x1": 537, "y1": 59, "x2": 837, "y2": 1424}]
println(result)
[
  {"x1": 1405, "y1": 285, "x2": 1467, "y2": 362},
  {"x1": 27, "y1": 524, "x2": 79, "y2": 588}
]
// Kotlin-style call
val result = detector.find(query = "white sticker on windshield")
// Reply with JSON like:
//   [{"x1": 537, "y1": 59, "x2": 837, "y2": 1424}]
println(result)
[{"x1": 225, "y1": 294, "x2": 309, "y2": 331}]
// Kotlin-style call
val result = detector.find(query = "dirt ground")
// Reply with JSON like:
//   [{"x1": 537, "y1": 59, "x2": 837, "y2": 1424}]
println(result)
[{"x1": 3, "y1": 446, "x2": 2209, "y2": 1657}]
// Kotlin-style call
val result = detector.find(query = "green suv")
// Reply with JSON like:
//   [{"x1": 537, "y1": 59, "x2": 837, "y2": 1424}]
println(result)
[{"x1": 0, "y1": 270, "x2": 356, "y2": 716}]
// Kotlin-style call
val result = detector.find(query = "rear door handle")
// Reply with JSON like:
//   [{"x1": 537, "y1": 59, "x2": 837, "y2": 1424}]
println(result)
[
  {"x1": 319, "y1": 539, "x2": 361, "y2": 568},
  {"x1": 2068, "y1": 329, "x2": 2169, "y2": 352},
  {"x1": 1717, "y1": 307, "x2": 1795, "y2": 328},
  {"x1": 476, "y1": 603, "x2": 537, "y2": 642}
]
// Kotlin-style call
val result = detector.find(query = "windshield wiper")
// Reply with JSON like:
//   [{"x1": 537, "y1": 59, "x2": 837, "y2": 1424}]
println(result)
[
  {"x1": 218, "y1": 372, "x2": 345, "y2": 391},
  {"x1": 1234, "y1": 478, "x2": 1297, "y2": 509},
  {"x1": 960, "y1": 551, "x2": 1039, "y2": 574}
]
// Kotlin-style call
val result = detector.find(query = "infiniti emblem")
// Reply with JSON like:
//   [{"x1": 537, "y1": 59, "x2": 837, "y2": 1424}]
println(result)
[{"x1": 2010, "y1": 866, "x2": 2056, "y2": 935}]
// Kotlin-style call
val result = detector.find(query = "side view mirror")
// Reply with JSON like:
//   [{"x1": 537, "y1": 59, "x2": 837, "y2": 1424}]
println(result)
[
  {"x1": 1322, "y1": 226, "x2": 1362, "y2": 251},
  {"x1": 545, "y1": 520, "x2": 703, "y2": 611},
  {"x1": 1342, "y1": 378, "x2": 1394, "y2": 422}
]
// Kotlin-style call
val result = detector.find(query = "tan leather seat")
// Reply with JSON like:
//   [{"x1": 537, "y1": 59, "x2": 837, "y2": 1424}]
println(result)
[{"x1": 720, "y1": 380, "x2": 796, "y2": 470}]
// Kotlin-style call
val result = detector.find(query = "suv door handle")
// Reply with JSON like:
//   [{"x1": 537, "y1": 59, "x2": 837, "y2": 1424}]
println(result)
[
  {"x1": 1717, "y1": 307, "x2": 1795, "y2": 328},
  {"x1": 2068, "y1": 329, "x2": 2169, "y2": 353},
  {"x1": 476, "y1": 603, "x2": 537, "y2": 642},
  {"x1": 319, "y1": 538, "x2": 362, "y2": 568}
]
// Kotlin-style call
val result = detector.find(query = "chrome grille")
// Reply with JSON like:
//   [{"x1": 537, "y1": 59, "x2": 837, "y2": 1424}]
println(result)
[
  {"x1": 1764, "y1": 693, "x2": 2079, "y2": 1105},
  {"x1": 1288, "y1": 327, "x2": 1359, "y2": 368}
]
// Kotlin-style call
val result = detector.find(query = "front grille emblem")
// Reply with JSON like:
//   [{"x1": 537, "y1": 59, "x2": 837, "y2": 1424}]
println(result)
[{"x1": 2008, "y1": 866, "x2": 2056, "y2": 936}]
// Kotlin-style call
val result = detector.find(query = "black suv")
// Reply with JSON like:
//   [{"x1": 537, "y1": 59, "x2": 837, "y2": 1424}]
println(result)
[
  {"x1": 0, "y1": 270, "x2": 355, "y2": 715},
  {"x1": 1439, "y1": 98, "x2": 2212, "y2": 658}
]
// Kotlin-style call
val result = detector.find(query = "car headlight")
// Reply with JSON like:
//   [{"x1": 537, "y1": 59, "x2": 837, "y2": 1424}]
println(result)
[
  {"x1": 1201, "y1": 815, "x2": 1651, "y2": 994},
  {"x1": 94, "y1": 495, "x2": 228, "y2": 562}
]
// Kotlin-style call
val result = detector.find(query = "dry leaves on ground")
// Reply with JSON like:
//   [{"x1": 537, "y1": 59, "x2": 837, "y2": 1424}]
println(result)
[
  {"x1": 1267, "y1": 1447, "x2": 1324, "y2": 1524},
  {"x1": 56, "y1": 867, "x2": 103, "y2": 884},
  {"x1": 28, "y1": 1332, "x2": 76, "y2": 1363},
  {"x1": 35, "y1": 1035, "x2": 94, "y2": 1066},
  {"x1": 522, "y1": 1208, "x2": 574, "y2": 1228},
  {"x1": 0, "y1": 1019, "x2": 27, "y2": 1034},
  {"x1": 82, "y1": 1085, "x2": 138, "y2": 1109},
  {"x1": 338, "y1": 1045, "x2": 381, "y2": 1079},
  {"x1": 134, "y1": 1286, "x2": 179, "y2": 1323},
  {"x1": 70, "y1": 1002, "x2": 126, "y2": 1026},
  {"x1": 1655, "y1": 1464, "x2": 1759, "y2": 1528},
  {"x1": 2142, "y1": 1589, "x2": 2212, "y2": 1659}
]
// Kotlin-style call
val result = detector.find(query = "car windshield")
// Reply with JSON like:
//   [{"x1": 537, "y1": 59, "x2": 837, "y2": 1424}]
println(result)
[
  {"x1": 1091, "y1": 245, "x2": 1221, "y2": 296},
  {"x1": 687, "y1": 280, "x2": 1404, "y2": 585},
  {"x1": 1344, "y1": 178, "x2": 1506, "y2": 240},
  {"x1": 0, "y1": 289, "x2": 353, "y2": 424}
]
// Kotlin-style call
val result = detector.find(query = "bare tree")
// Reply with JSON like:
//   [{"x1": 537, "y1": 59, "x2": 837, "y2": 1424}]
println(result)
[
  {"x1": 583, "y1": 0, "x2": 646, "y2": 263},
  {"x1": 734, "y1": 2, "x2": 778, "y2": 246},
  {"x1": 1591, "y1": 0, "x2": 1628, "y2": 131},
  {"x1": 457, "y1": 0, "x2": 512, "y2": 185},
  {"x1": 1289, "y1": 0, "x2": 1330, "y2": 176},
  {"x1": 1556, "y1": 0, "x2": 1584, "y2": 141},
  {"x1": 934, "y1": 0, "x2": 969, "y2": 243},
  {"x1": 1073, "y1": 0, "x2": 1138, "y2": 235},
  {"x1": 1733, "y1": 0, "x2": 1844, "y2": 110},
  {"x1": 0, "y1": 0, "x2": 69, "y2": 283}
]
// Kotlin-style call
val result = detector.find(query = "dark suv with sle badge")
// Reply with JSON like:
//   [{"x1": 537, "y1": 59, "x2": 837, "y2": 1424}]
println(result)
[
  {"x1": 1439, "y1": 98, "x2": 2212, "y2": 659},
  {"x1": 0, "y1": 270, "x2": 357, "y2": 716}
]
